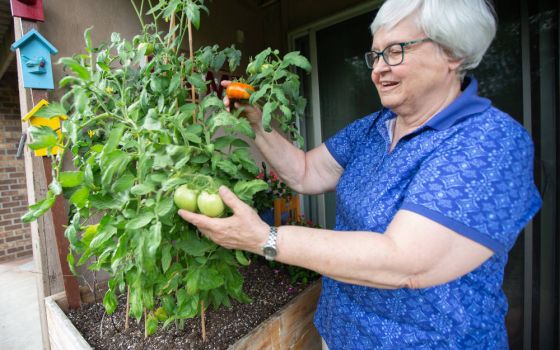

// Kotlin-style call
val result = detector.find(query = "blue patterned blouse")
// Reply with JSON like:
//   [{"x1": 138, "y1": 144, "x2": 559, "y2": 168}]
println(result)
[{"x1": 315, "y1": 76, "x2": 542, "y2": 349}]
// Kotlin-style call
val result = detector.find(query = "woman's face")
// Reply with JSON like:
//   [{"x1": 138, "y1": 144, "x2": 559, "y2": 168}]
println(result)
[{"x1": 371, "y1": 16, "x2": 460, "y2": 115}]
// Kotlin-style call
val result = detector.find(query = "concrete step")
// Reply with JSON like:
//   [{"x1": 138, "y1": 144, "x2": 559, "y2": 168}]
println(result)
[{"x1": 0, "y1": 257, "x2": 42, "y2": 350}]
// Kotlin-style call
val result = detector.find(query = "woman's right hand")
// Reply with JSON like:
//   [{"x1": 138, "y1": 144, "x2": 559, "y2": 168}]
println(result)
[{"x1": 221, "y1": 80, "x2": 263, "y2": 129}]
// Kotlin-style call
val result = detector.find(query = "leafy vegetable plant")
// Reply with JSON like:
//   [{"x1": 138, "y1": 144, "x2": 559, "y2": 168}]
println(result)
[{"x1": 22, "y1": 0, "x2": 310, "y2": 340}]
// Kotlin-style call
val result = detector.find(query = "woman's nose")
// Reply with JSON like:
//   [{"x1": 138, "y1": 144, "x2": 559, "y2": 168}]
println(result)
[{"x1": 372, "y1": 57, "x2": 391, "y2": 75}]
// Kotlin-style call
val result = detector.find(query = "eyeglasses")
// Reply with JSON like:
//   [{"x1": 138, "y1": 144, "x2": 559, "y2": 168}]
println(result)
[{"x1": 364, "y1": 38, "x2": 432, "y2": 69}]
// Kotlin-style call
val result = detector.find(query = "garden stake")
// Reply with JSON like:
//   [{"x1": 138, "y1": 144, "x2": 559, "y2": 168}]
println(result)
[
  {"x1": 125, "y1": 286, "x2": 130, "y2": 331},
  {"x1": 144, "y1": 309, "x2": 148, "y2": 338},
  {"x1": 201, "y1": 300, "x2": 207, "y2": 342}
]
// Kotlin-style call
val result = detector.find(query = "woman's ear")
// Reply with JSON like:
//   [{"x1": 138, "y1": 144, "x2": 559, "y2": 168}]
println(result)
[{"x1": 447, "y1": 56, "x2": 463, "y2": 73}]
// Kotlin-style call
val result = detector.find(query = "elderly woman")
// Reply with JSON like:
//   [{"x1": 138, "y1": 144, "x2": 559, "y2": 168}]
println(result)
[{"x1": 179, "y1": 0, "x2": 541, "y2": 348}]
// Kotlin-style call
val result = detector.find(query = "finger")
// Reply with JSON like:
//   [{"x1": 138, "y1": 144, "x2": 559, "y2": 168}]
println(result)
[
  {"x1": 220, "y1": 80, "x2": 232, "y2": 87},
  {"x1": 223, "y1": 95, "x2": 231, "y2": 109},
  {"x1": 178, "y1": 209, "x2": 212, "y2": 227},
  {"x1": 218, "y1": 186, "x2": 249, "y2": 214}
]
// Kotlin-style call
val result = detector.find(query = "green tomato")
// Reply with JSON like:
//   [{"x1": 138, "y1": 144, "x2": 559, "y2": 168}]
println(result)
[
  {"x1": 246, "y1": 62, "x2": 257, "y2": 75},
  {"x1": 174, "y1": 185, "x2": 199, "y2": 212},
  {"x1": 138, "y1": 42, "x2": 154, "y2": 56},
  {"x1": 197, "y1": 191, "x2": 225, "y2": 217},
  {"x1": 260, "y1": 63, "x2": 273, "y2": 72}
]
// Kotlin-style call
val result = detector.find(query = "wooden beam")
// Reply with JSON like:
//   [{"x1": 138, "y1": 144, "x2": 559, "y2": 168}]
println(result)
[{"x1": 13, "y1": 16, "x2": 81, "y2": 350}]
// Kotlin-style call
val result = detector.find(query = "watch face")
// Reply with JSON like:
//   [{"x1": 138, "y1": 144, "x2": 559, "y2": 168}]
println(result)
[{"x1": 263, "y1": 246, "x2": 277, "y2": 258}]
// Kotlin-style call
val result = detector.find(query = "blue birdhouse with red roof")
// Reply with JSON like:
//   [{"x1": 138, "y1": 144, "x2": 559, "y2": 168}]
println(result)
[{"x1": 11, "y1": 29, "x2": 58, "y2": 90}]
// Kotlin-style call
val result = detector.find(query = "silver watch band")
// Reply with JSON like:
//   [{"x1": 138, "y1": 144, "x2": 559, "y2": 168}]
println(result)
[{"x1": 263, "y1": 226, "x2": 278, "y2": 261}]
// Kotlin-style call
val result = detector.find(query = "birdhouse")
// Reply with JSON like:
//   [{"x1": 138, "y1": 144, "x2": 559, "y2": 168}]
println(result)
[
  {"x1": 11, "y1": 29, "x2": 57, "y2": 90},
  {"x1": 23, "y1": 99, "x2": 67, "y2": 156},
  {"x1": 10, "y1": 0, "x2": 45, "y2": 22}
]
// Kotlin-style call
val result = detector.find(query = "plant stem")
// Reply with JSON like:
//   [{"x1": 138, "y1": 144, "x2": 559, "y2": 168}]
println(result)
[
  {"x1": 201, "y1": 300, "x2": 207, "y2": 342},
  {"x1": 125, "y1": 286, "x2": 130, "y2": 331},
  {"x1": 146, "y1": 0, "x2": 159, "y2": 33},
  {"x1": 131, "y1": 0, "x2": 145, "y2": 29}
]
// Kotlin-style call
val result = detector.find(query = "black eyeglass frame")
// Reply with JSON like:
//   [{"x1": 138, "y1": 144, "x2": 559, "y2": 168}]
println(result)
[{"x1": 364, "y1": 38, "x2": 432, "y2": 69}]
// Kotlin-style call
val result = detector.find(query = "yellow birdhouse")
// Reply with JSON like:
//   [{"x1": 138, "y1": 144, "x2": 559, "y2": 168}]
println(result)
[{"x1": 23, "y1": 99, "x2": 67, "y2": 156}]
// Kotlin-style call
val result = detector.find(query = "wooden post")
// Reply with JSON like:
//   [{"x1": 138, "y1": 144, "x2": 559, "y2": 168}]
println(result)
[{"x1": 13, "y1": 16, "x2": 81, "y2": 349}]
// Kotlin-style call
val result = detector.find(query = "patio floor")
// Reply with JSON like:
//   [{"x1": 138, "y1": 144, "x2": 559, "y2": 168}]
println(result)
[{"x1": 0, "y1": 257, "x2": 43, "y2": 350}]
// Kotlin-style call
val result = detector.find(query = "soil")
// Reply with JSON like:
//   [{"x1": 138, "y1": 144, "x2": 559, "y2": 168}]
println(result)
[{"x1": 67, "y1": 258, "x2": 317, "y2": 350}]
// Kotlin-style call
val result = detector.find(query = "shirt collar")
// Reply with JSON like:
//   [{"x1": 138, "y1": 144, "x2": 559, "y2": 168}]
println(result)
[
  {"x1": 375, "y1": 76, "x2": 490, "y2": 143},
  {"x1": 424, "y1": 76, "x2": 491, "y2": 131}
]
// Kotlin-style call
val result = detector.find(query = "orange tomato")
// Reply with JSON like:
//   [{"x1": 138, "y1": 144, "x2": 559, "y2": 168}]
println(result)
[{"x1": 226, "y1": 82, "x2": 255, "y2": 100}]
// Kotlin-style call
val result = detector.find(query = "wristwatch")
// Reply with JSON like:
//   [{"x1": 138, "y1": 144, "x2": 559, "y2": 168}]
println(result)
[{"x1": 262, "y1": 226, "x2": 278, "y2": 261}]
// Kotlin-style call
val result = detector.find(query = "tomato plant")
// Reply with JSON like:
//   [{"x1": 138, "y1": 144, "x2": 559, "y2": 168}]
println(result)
[{"x1": 22, "y1": 0, "x2": 310, "y2": 340}]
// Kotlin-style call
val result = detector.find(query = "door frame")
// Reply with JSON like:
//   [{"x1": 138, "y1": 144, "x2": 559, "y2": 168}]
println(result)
[{"x1": 287, "y1": 0, "x2": 382, "y2": 227}]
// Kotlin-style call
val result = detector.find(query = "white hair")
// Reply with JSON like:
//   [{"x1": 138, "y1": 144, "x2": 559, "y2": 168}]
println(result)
[{"x1": 370, "y1": 0, "x2": 497, "y2": 77}]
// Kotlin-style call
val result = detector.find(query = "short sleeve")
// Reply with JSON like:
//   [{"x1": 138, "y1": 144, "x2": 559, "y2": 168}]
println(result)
[
  {"x1": 324, "y1": 113, "x2": 379, "y2": 168},
  {"x1": 401, "y1": 119, "x2": 542, "y2": 255}
]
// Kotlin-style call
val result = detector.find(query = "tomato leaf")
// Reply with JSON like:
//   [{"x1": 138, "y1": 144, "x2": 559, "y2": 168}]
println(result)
[
  {"x1": 59, "y1": 57, "x2": 91, "y2": 80},
  {"x1": 156, "y1": 196, "x2": 174, "y2": 217},
  {"x1": 28, "y1": 126, "x2": 59, "y2": 151},
  {"x1": 125, "y1": 212, "x2": 155, "y2": 230},
  {"x1": 33, "y1": 102, "x2": 67, "y2": 119},
  {"x1": 103, "y1": 289, "x2": 118, "y2": 314},
  {"x1": 262, "y1": 101, "x2": 278, "y2": 132},
  {"x1": 146, "y1": 222, "x2": 162, "y2": 257},
  {"x1": 21, "y1": 191, "x2": 56, "y2": 223},
  {"x1": 146, "y1": 313, "x2": 158, "y2": 336},
  {"x1": 130, "y1": 183, "x2": 155, "y2": 196},
  {"x1": 112, "y1": 173, "x2": 136, "y2": 193},
  {"x1": 142, "y1": 108, "x2": 162, "y2": 131},
  {"x1": 176, "y1": 232, "x2": 214, "y2": 257},
  {"x1": 103, "y1": 124, "x2": 126, "y2": 154},
  {"x1": 59, "y1": 171, "x2": 85, "y2": 188},
  {"x1": 161, "y1": 245, "x2": 172, "y2": 273},
  {"x1": 282, "y1": 51, "x2": 311, "y2": 72},
  {"x1": 69, "y1": 186, "x2": 89, "y2": 208},
  {"x1": 89, "y1": 223, "x2": 117, "y2": 250},
  {"x1": 235, "y1": 250, "x2": 251, "y2": 266},
  {"x1": 187, "y1": 73, "x2": 207, "y2": 95},
  {"x1": 233, "y1": 180, "x2": 268, "y2": 203}
]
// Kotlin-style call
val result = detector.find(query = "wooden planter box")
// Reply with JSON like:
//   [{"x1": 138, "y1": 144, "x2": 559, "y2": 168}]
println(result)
[{"x1": 45, "y1": 280, "x2": 322, "y2": 350}]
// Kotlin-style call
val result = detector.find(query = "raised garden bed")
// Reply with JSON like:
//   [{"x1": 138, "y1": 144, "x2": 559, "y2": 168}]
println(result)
[{"x1": 45, "y1": 260, "x2": 322, "y2": 350}]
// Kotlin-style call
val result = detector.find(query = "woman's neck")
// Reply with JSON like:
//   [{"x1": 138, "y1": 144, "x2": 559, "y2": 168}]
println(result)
[{"x1": 390, "y1": 80, "x2": 462, "y2": 150}]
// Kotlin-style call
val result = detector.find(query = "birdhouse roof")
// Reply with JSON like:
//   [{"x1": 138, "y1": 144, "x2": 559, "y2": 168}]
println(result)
[
  {"x1": 23, "y1": 99, "x2": 49, "y2": 121},
  {"x1": 11, "y1": 29, "x2": 58, "y2": 54}
]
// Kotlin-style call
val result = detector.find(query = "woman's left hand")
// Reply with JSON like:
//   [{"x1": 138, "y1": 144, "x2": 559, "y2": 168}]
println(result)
[{"x1": 178, "y1": 186, "x2": 269, "y2": 254}]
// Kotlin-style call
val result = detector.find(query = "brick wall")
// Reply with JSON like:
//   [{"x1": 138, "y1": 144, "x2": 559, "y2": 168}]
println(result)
[{"x1": 0, "y1": 69, "x2": 32, "y2": 263}]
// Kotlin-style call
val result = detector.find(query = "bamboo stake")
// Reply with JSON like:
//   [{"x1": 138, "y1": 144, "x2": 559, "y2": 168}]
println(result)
[
  {"x1": 187, "y1": 17, "x2": 197, "y2": 123},
  {"x1": 144, "y1": 309, "x2": 148, "y2": 338},
  {"x1": 125, "y1": 286, "x2": 130, "y2": 331},
  {"x1": 168, "y1": 13, "x2": 176, "y2": 47},
  {"x1": 201, "y1": 300, "x2": 207, "y2": 342}
]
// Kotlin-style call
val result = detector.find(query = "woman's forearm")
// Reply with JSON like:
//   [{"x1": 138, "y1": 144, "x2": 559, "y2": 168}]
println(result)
[
  {"x1": 253, "y1": 126, "x2": 342, "y2": 195},
  {"x1": 253, "y1": 126, "x2": 309, "y2": 193},
  {"x1": 274, "y1": 226, "x2": 415, "y2": 289}
]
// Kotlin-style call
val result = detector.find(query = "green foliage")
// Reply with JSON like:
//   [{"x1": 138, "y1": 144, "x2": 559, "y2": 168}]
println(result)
[
  {"x1": 246, "y1": 49, "x2": 311, "y2": 146},
  {"x1": 22, "y1": 0, "x2": 309, "y2": 337}
]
